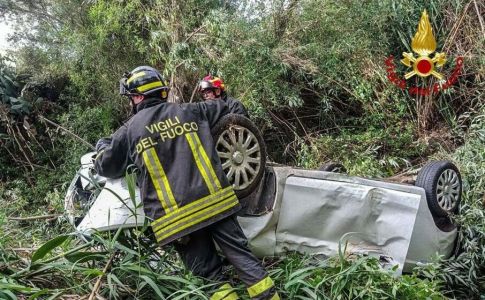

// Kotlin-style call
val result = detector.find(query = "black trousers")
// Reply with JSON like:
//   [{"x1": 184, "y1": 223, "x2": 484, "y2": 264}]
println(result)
[{"x1": 174, "y1": 215, "x2": 276, "y2": 299}]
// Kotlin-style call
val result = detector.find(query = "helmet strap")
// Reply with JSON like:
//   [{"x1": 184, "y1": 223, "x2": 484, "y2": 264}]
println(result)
[{"x1": 129, "y1": 97, "x2": 137, "y2": 115}]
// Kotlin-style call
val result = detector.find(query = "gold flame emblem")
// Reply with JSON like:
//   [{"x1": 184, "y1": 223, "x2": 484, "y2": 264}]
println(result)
[{"x1": 401, "y1": 10, "x2": 446, "y2": 79}]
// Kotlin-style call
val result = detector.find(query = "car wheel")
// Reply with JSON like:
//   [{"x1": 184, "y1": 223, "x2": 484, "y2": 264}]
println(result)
[
  {"x1": 319, "y1": 162, "x2": 347, "y2": 173},
  {"x1": 211, "y1": 114, "x2": 266, "y2": 198},
  {"x1": 415, "y1": 160, "x2": 462, "y2": 217}
]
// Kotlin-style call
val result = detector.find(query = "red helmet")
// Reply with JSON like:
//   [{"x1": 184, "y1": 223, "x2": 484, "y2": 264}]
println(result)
[{"x1": 198, "y1": 75, "x2": 225, "y2": 92}]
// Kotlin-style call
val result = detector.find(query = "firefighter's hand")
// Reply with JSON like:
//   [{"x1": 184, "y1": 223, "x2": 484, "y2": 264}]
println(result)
[{"x1": 95, "y1": 137, "x2": 112, "y2": 152}]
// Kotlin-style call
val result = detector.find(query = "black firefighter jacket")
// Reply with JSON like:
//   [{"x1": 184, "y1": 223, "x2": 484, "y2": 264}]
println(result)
[
  {"x1": 222, "y1": 94, "x2": 249, "y2": 118},
  {"x1": 94, "y1": 98, "x2": 240, "y2": 245}
]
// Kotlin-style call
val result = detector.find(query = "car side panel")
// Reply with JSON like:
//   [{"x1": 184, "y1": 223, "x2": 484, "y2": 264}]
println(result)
[
  {"x1": 275, "y1": 176, "x2": 420, "y2": 274},
  {"x1": 404, "y1": 197, "x2": 457, "y2": 272}
]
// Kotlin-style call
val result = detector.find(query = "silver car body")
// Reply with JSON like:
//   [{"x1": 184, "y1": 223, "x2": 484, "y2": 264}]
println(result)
[{"x1": 68, "y1": 153, "x2": 457, "y2": 275}]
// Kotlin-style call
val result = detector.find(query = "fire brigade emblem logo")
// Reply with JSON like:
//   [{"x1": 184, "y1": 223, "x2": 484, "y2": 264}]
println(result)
[
  {"x1": 401, "y1": 10, "x2": 446, "y2": 79},
  {"x1": 385, "y1": 10, "x2": 463, "y2": 95}
]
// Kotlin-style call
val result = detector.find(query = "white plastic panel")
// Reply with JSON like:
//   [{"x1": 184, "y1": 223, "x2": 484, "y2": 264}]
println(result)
[{"x1": 77, "y1": 179, "x2": 146, "y2": 233}]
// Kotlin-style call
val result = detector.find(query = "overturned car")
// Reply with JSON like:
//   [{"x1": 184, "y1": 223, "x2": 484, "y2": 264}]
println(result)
[{"x1": 65, "y1": 114, "x2": 461, "y2": 274}]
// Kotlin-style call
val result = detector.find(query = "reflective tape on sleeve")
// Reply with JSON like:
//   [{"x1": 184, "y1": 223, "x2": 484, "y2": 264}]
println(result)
[
  {"x1": 247, "y1": 277, "x2": 274, "y2": 298},
  {"x1": 95, "y1": 149, "x2": 106, "y2": 161},
  {"x1": 210, "y1": 283, "x2": 239, "y2": 300},
  {"x1": 270, "y1": 292, "x2": 280, "y2": 300}
]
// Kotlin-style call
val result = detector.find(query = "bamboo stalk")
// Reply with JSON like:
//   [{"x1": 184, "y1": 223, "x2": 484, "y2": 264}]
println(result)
[
  {"x1": 473, "y1": 0, "x2": 484, "y2": 37},
  {"x1": 39, "y1": 115, "x2": 95, "y2": 150},
  {"x1": 10, "y1": 248, "x2": 38, "y2": 252},
  {"x1": 443, "y1": 1, "x2": 473, "y2": 53},
  {"x1": 88, "y1": 251, "x2": 117, "y2": 300},
  {"x1": 8, "y1": 214, "x2": 62, "y2": 221}
]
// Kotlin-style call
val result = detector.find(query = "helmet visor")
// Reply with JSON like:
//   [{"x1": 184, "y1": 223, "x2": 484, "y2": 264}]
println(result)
[
  {"x1": 198, "y1": 81, "x2": 214, "y2": 92},
  {"x1": 119, "y1": 77, "x2": 128, "y2": 95}
]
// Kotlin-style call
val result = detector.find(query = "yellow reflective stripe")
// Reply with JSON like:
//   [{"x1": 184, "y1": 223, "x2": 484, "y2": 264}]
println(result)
[
  {"x1": 210, "y1": 283, "x2": 239, "y2": 300},
  {"x1": 148, "y1": 148, "x2": 178, "y2": 210},
  {"x1": 136, "y1": 81, "x2": 163, "y2": 92},
  {"x1": 95, "y1": 149, "x2": 106, "y2": 161},
  {"x1": 154, "y1": 194, "x2": 238, "y2": 240},
  {"x1": 270, "y1": 292, "x2": 280, "y2": 300},
  {"x1": 224, "y1": 292, "x2": 238, "y2": 300},
  {"x1": 247, "y1": 277, "x2": 274, "y2": 298},
  {"x1": 126, "y1": 71, "x2": 146, "y2": 84},
  {"x1": 152, "y1": 186, "x2": 233, "y2": 228},
  {"x1": 154, "y1": 195, "x2": 239, "y2": 242},
  {"x1": 143, "y1": 150, "x2": 168, "y2": 211},
  {"x1": 192, "y1": 132, "x2": 222, "y2": 190},
  {"x1": 186, "y1": 133, "x2": 216, "y2": 194},
  {"x1": 143, "y1": 148, "x2": 178, "y2": 212},
  {"x1": 152, "y1": 187, "x2": 234, "y2": 233},
  {"x1": 152, "y1": 192, "x2": 235, "y2": 234}
]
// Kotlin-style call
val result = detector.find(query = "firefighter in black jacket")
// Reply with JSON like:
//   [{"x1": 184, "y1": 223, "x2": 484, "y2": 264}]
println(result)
[
  {"x1": 94, "y1": 66, "x2": 279, "y2": 300},
  {"x1": 199, "y1": 75, "x2": 249, "y2": 117}
]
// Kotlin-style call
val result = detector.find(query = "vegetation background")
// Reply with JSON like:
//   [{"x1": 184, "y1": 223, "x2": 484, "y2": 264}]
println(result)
[{"x1": 0, "y1": 0, "x2": 483, "y2": 299}]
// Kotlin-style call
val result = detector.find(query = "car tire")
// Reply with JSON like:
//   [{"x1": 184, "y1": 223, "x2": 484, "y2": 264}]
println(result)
[
  {"x1": 211, "y1": 114, "x2": 266, "y2": 198},
  {"x1": 319, "y1": 162, "x2": 347, "y2": 173},
  {"x1": 415, "y1": 160, "x2": 462, "y2": 217}
]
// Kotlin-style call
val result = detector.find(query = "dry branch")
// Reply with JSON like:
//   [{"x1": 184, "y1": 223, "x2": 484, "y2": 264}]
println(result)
[
  {"x1": 39, "y1": 115, "x2": 95, "y2": 150},
  {"x1": 8, "y1": 214, "x2": 62, "y2": 221},
  {"x1": 88, "y1": 252, "x2": 117, "y2": 300},
  {"x1": 473, "y1": 0, "x2": 485, "y2": 36},
  {"x1": 10, "y1": 248, "x2": 38, "y2": 252}
]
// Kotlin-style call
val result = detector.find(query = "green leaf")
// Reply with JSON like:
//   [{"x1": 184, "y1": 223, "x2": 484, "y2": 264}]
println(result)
[
  {"x1": 0, "y1": 290, "x2": 17, "y2": 300},
  {"x1": 65, "y1": 251, "x2": 107, "y2": 263},
  {"x1": 107, "y1": 273, "x2": 125, "y2": 287},
  {"x1": 9, "y1": 97, "x2": 20, "y2": 104},
  {"x1": 125, "y1": 171, "x2": 137, "y2": 203},
  {"x1": 31, "y1": 235, "x2": 70, "y2": 263},
  {"x1": 45, "y1": 291, "x2": 64, "y2": 300},
  {"x1": 82, "y1": 269, "x2": 104, "y2": 277},
  {"x1": 139, "y1": 275, "x2": 165, "y2": 300},
  {"x1": 157, "y1": 274, "x2": 194, "y2": 285},
  {"x1": 0, "y1": 282, "x2": 40, "y2": 293},
  {"x1": 121, "y1": 264, "x2": 155, "y2": 276},
  {"x1": 113, "y1": 242, "x2": 139, "y2": 256},
  {"x1": 28, "y1": 289, "x2": 51, "y2": 300}
]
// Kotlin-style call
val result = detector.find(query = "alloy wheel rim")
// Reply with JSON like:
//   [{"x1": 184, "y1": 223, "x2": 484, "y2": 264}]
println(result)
[
  {"x1": 216, "y1": 125, "x2": 261, "y2": 190},
  {"x1": 436, "y1": 169, "x2": 460, "y2": 211}
]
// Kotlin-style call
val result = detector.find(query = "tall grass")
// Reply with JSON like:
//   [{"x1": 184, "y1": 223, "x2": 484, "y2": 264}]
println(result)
[
  {"x1": 432, "y1": 107, "x2": 485, "y2": 298},
  {"x1": 0, "y1": 231, "x2": 447, "y2": 299}
]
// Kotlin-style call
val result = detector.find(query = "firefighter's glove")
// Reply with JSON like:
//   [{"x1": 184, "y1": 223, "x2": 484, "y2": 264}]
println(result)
[{"x1": 96, "y1": 137, "x2": 112, "y2": 152}]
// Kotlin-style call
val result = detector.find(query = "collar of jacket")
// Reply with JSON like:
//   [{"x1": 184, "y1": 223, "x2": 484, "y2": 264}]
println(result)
[
  {"x1": 209, "y1": 93, "x2": 228, "y2": 102},
  {"x1": 135, "y1": 97, "x2": 165, "y2": 113},
  {"x1": 221, "y1": 92, "x2": 228, "y2": 101}
]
